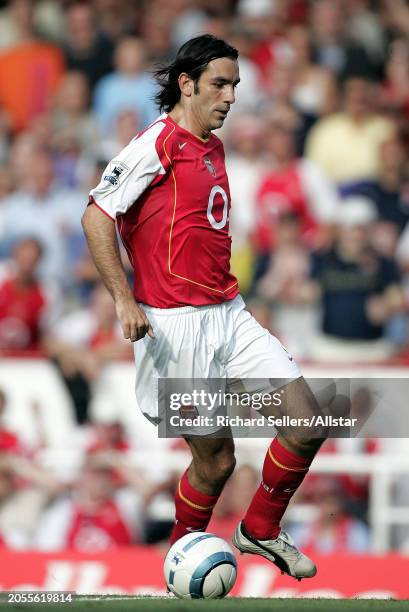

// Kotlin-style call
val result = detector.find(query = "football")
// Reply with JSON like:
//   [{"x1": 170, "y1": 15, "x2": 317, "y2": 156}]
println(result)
[{"x1": 164, "y1": 532, "x2": 238, "y2": 599}]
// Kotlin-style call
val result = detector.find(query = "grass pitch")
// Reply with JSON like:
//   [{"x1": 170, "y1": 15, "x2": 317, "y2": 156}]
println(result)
[{"x1": 2, "y1": 596, "x2": 408, "y2": 612}]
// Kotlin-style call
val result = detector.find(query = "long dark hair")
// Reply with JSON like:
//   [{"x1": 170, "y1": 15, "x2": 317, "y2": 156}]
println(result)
[{"x1": 154, "y1": 34, "x2": 238, "y2": 113}]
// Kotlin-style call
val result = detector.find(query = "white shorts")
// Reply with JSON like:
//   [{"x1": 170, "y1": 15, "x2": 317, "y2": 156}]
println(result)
[{"x1": 133, "y1": 295, "x2": 301, "y2": 433}]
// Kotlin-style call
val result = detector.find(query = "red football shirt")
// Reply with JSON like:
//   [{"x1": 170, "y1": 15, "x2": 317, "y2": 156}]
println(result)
[
  {"x1": 66, "y1": 499, "x2": 132, "y2": 551},
  {"x1": 254, "y1": 162, "x2": 318, "y2": 253},
  {"x1": 0, "y1": 277, "x2": 46, "y2": 350},
  {"x1": 89, "y1": 114, "x2": 239, "y2": 308}
]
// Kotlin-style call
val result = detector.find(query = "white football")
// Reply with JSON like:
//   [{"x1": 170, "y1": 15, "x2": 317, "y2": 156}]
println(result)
[{"x1": 164, "y1": 532, "x2": 237, "y2": 599}]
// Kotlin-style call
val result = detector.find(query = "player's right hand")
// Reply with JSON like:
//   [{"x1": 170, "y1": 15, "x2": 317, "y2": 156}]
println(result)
[{"x1": 115, "y1": 299, "x2": 155, "y2": 342}]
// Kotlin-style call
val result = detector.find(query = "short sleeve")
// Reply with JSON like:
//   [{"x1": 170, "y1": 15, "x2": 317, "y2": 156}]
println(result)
[{"x1": 88, "y1": 120, "x2": 169, "y2": 220}]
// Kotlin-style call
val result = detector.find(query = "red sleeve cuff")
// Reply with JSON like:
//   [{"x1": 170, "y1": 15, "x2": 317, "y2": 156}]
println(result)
[{"x1": 88, "y1": 196, "x2": 115, "y2": 221}]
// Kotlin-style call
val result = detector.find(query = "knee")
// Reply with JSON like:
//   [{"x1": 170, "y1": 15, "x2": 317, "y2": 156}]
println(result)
[
  {"x1": 216, "y1": 452, "x2": 236, "y2": 481},
  {"x1": 283, "y1": 434, "x2": 326, "y2": 458}
]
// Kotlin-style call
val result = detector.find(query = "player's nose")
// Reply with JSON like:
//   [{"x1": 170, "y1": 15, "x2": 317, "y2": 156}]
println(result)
[{"x1": 224, "y1": 85, "x2": 235, "y2": 105}]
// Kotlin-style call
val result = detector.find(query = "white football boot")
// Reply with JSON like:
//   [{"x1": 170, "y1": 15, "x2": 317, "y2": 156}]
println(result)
[{"x1": 232, "y1": 521, "x2": 316, "y2": 580}]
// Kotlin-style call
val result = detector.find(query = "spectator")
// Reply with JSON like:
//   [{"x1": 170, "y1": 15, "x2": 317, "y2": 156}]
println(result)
[
  {"x1": 302, "y1": 418, "x2": 380, "y2": 524},
  {"x1": 308, "y1": 198, "x2": 404, "y2": 362},
  {"x1": 0, "y1": 0, "x2": 38, "y2": 52},
  {"x1": 225, "y1": 23, "x2": 265, "y2": 118},
  {"x1": 0, "y1": 452, "x2": 63, "y2": 549},
  {"x1": 76, "y1": 107, "x2": 141, "y2": 195},
  {"x1": 225, "y1": 114, "x2": 267, "y2": 293},
  {"x1": 255, "y1": 213, "x2": 319, "y2": 358},
  {"x1": 49, "y1": 71, "x2": 98, "y2": 188},
  {"x1": 0, "y1": 237, "x2": 59, "y2": 354},
  {"x1": 169, "y1": 1, "x2": 208, "y2": 52},
  {"x1": 345, "y1": 0, "x2": 386, "y2": 69},
  {"x1": 0, "y1": 0, "x2": 65, "y2": 50},
  {"x1": 380, "y1": 38, "x2": 409, "y2": 125},
  {"x1": 287, "y1": 24, "x2": 338, "y2": 118},
  {"x1": 289, "y1": 477, "x2": 371, "y2": 554},
  {"x1": 7, "y1": 132, "x2": 40, "y2": 185},
  {"x1": 261, "y1": 56, "x2": 315, "y2": 155},
  {"x1": 0, "y1": 149, "x2": 85, "y2": 287},
  {"x1": 85, "y1": 420, "x2": 131, "y2": 489},
  {"x1": 0, "y1": 166, "x2": 13, "y2": 202},
  {"x1": 140, "y1": 6, "x2": 174, "y2": 66},
  {"x1": 0, "y1": 1, "x2": 64, "y2": 133},
  {"x1": 306, "y1": 76, "x2": 395, "y2": 187},
  {"x1": 381, "y1": 0, "x2": 409, "y2": 39},
  {"x1": 0, "y1": 166, "x2": 15, "y2": 241},
  {"x1": 45, "y1": 283, "x2": 132, "y2": 424},
  {"x1": 238, "y1": 0, "x2": 292, "y2": 86},
  {"x1": 86, "y1": 420, "x2": 129, "y2": 455},
  {"x1": 309, "y1": 0, "x2": 377, "y2": 80},
  {"x1": 253, "y1": 119, "x2": 339, "y2": 256},
  {"x1": 96, "y1": 109, "x2": 140, "y2": 162},
  {"x1": 93, "y1": 0, "x2": 138, "y2": 43},
  {"x1": 0, "y1": 389, "x2": 24, "y2": 455},
  {"x1": 341, "y1": 136, "x2": 409, "y2": 258},
  {"x1": 63, "y1": 0, "x2": 114, "y2": 90},
  {"x1": 51, "y1": 71, "x2": 98, "y2": 156},
  {"x1": 395, "y1": 221, "x2": 409, "y2": 307},
  {"x1": 34, "y1": 454, "x2": 149, "y2": 551},
  {"x1": 47, "y1": 282, "x2": 131, "y2": 373},
  {"x1": 92, "y1": 37, "x2": 158, "y2": 136}
]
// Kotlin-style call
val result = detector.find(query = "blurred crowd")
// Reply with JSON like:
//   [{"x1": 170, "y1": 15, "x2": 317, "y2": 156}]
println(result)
[
  {"x1": 0, "y1": 0, "x2": 409, "y2": 555},
  {"x1": 0, "y1": 386, "x2": 376, "y2": 554}
]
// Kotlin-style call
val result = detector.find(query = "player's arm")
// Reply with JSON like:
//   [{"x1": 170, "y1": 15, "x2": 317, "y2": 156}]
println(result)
[
  {"x1": 82, "y1": 122, "x2": 172, "y2": 340},
  {"x1": 82, "y1": 203, "x2": 154, "y2": 341}
]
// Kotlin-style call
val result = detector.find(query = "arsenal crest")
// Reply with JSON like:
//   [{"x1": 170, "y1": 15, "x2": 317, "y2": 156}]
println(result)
[{"x1": 204, "y1": 157, "x2": 216, "y2": 177}]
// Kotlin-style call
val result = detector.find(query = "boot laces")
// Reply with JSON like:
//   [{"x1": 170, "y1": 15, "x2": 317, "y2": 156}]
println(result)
[{"x1": 276, "y1": 531, "x2": 300, "y2": 557}]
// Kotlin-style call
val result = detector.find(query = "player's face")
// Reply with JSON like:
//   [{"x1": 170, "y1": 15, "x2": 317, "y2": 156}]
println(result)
[{"x1": 192, "y1": 57, "x2": 240, "y2": 132}]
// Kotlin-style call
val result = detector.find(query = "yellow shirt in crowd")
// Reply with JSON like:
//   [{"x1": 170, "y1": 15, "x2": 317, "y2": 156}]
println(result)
[{"x1": 306, "y1": 113, "x2": 395, "y2": 185}]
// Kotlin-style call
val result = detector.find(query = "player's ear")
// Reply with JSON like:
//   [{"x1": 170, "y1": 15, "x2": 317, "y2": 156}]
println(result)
[{"x1": 179, "y1": 73, "x2": 193, "y2": 97}]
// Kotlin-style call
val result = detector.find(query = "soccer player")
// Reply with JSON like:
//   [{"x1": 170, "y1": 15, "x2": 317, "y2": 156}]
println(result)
[{"x1": 82, "y1": 34, "x2": 325, "y2": 580}]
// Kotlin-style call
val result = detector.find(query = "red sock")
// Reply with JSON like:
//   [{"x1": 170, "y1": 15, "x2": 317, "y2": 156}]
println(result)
[
  {"x1": 243, "y1": 437, "x2": 313, "y2": 540},
  {"x1": 169, "y1": 471, "x2": 219, "y2": 545}
]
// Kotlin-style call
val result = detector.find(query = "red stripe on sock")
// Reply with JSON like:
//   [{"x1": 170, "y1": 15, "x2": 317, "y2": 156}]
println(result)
[
  {"x1": 169, "y1": 471, "x2": 219, "y2": 545},
  {"x1": 178, "y1": 471, "x2": 218, "y2": 510}
]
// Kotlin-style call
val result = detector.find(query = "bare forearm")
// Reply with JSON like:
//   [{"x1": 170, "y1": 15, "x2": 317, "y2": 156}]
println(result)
[
  {"x1": 81, "y1": 204, "x2": 154, "y2": 341},
  {"x1": 81, "y1": 204, "x2": 133, "y2": 303}
]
